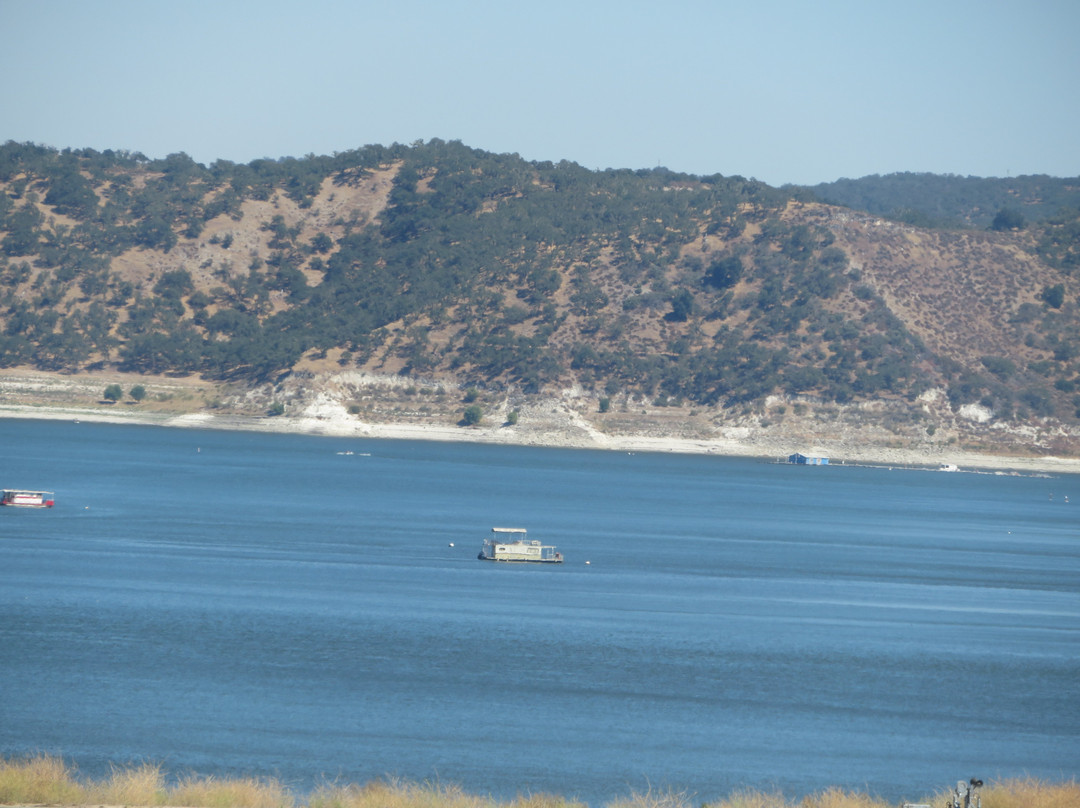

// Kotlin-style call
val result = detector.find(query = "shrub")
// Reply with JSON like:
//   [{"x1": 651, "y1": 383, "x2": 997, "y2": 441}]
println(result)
[
  {"x1": 980, "y1": 356, "x2": 1016, "y2": 379},
  {"x1": 85, "y1": 762, "x2": 165, "y2": 806},
  {"x1": 667, "y1": 289, "x2": 694, "y2": 322},
  {"x1": 704, "y1": 255, "x2": 743, "y2": 289},
  {"x1": 1019, "y1": 387, "x2": 1055, "y2": 416},
  {"x1": 0, "y1": 757, "x2": 1077, "y2": 808},
  {"x1": 1041, "y1": 283, "x2": 1065, "y2": 309},
  {"x1": 0, "y1": 754, "x2": 84, "y2": 805},
  {"x1": 462, "y1": 404, "x2": 483, "y2": 426},
  {"x1": 853, "y1": 285, "x2": 875, "y2": 301},
  {"x1": 170, "y1": 773, "x2": 294, "y2": 808}
]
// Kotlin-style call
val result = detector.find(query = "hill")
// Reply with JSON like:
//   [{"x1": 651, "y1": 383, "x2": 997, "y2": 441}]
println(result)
[
  {"x1": 1, "y1": 140, "x2": 1079, "y2": 460},
  {"x1": 802, "y1": 171, "x2": 1080, "y2": 230}
]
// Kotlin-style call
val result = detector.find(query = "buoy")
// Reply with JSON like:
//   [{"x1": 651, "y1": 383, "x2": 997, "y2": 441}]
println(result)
[
  {"x1": 585, "y1": 560, "x2": 591, "y2": 565},
  {"x1": 449, "y1": 542, "x2": 455, "y2": 547}
]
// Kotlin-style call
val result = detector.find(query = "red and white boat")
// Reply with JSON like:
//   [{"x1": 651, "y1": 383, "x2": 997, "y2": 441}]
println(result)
[{"x1": 1, "y1": 489, "x2": 55, "y2": 508}]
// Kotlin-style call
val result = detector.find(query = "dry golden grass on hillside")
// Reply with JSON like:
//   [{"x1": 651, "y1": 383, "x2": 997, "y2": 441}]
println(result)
[
  {"x1": 807, "y1": 204, "x2": 1053, "y2": 369},
  {"x1": 1, "y1": 756, "x2": 1078, "y2": 808}
]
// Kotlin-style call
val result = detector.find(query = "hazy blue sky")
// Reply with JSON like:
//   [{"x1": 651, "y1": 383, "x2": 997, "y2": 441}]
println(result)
[{"x1": 2, "y1": 0, "x2": 1077, "y2": 186}]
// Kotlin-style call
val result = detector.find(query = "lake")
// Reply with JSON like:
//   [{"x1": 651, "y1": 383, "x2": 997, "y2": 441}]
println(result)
[{"x1": 1, "y1": 418, "x2": 1077, "y2": 805}]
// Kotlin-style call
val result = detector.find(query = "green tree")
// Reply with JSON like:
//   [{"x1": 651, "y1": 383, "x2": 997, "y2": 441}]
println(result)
[
  {"x1": 44, "y1": 164, "x2": 98, "y2": 218},
  {"x1": 129, "y1": 384, "x2": 147, "y2": 402},
  {"x1": 154, "y1": 269, "x2": 194, "y2": 300},
  {"x1": 103, "y1": 383, "x2": 123, "y2": 402},
  {"x1": 668, "y1": 289, "x2": 694, "y2": 322},
  {"x1": 2, "y1": 204, "x2": 43, "y2": 255},
  {"x1": 704, "y1": 255, "x2": 743, "y2": 289},
  {"x1": 991, "y1": 207, "x2": 1025, "y2": 231},
  {"x1": 1042, "y1": 284, "x2": 1065, "y2": 309},
  {"x1": 310, "y1": 232, "x2": 333, "y2": 253},
  {"x1": 462, "y1": 404, "x2": 483, "y2": 426}
]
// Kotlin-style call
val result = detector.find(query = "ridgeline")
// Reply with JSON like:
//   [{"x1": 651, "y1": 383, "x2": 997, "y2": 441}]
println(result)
[{"x1": 2, "y1": 140, "x2": 1079, "y2": 458}]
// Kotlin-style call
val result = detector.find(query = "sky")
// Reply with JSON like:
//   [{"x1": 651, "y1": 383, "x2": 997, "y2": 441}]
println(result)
[{"x1": 1, "y1": 0, "x2": 1077, "y2": 187}]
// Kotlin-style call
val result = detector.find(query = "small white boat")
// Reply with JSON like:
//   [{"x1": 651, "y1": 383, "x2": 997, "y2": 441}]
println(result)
[
  {"x1": 1, "y1": 489, "x2": 55, "y2": 508},
  {"x1": 478, "y1": 527, "x2": 563, "y2": 563}
]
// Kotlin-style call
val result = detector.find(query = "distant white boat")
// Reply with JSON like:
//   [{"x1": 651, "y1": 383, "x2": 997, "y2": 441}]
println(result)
[
  {"x1": 938, "y1": 463, "x2": 959, "y2": 472},
  {"x1": 478, "y1": 527, "x2": 563, "y2": 563}
]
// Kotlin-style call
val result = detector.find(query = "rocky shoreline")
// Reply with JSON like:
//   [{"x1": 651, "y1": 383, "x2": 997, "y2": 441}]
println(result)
[{"x1": 2, "y1": 368, "x2": 1079, "y2": 475}]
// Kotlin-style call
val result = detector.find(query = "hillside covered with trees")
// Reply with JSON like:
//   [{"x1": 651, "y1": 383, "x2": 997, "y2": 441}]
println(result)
[
  {"x1": 804, "y1": 172, "x2": 1080, "y2": 232},
  {"x1": 1, "y1": 139, "x2": 1079, "y2": 453}
]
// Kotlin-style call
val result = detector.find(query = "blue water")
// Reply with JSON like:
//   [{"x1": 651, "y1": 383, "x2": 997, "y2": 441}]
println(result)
[{"x1": 1, "y1": 419, "x2": 1078, "y2": 805}]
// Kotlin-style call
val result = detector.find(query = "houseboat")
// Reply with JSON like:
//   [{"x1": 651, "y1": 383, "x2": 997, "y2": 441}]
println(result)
[
  {"x1": 1, "y1": 489, "x2": 55, "y2": 508},
  {"x1": 478, "y1": 527, "x2": 563, "y2": 563}
]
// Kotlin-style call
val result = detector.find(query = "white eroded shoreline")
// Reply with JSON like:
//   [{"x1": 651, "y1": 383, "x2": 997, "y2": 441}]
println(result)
[{"x1": 2, "y1": 401, "x2": 1078, "y2": 477}]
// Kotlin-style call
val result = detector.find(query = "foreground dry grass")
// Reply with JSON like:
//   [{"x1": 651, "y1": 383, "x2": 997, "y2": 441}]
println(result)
[{"x1": 1, "y1": 756, "x2": 1077, "y2": 808}]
